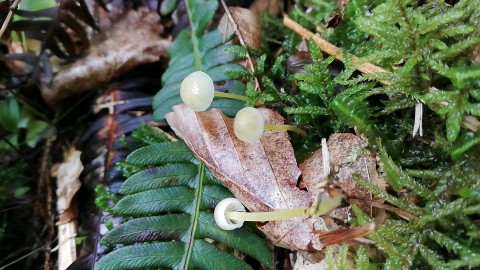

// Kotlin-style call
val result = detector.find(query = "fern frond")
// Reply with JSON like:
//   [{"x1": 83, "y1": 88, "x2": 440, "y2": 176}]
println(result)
[
  {"x1": 96, "y1": 240, "x2": 252, "y2": 270},
  {"x1": 126, "y1": 141, "x2": 195, "y2": 165},
  {"x1": 152, "y1": 0, "x2": 246, "y2": 121},
  {"x1": 97, "y1": 138, "x2": 272, "y2": 269}
]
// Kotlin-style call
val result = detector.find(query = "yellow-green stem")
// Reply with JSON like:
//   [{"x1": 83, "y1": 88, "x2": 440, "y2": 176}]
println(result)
[
  {"x1": 225, "y1": 207, "x2": 306, "y2": 222},
  {"x1": 225, "y1": 193, "x2": 340, "y2": 222},
  {"x1": 214, "y1": 92, "x2": 250, "y2": 101},
  {"x1": 264, "y1": 124, "x2": 307, "y2": 137}
]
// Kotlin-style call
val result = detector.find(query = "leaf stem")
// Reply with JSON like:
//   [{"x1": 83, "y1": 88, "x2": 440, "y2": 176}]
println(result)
[
  {"x1": 181, "y1": 163, "x2": 205, "y2": 269},
  {"x1": 225, "y1": 190, "x2": 342, "y2": 222},
  {"x1": 264, "y1": 124, "x2": 307, "y2": 137},
  {"x1": 214, "y1": 91, "x2": 249, "y2": 101},
  {"x1": 184, "y1": 0, "x2": 203, "y2": 71}
]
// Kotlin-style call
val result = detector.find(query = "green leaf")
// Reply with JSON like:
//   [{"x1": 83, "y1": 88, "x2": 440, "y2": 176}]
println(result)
[
  {"x1": 120, "y1": 163, "x2": 198, "y2": 194},
  {"x1": 197, "y1": 212, "x2": 272, "y2": 267},
  {"x1": 180, "y1": 163, "x2": 205, "y2": 269},
  {"x1": 18, "y1": 0, "x2": 57, "y2": 12},
  {"x1": 95, "y1": 242, "x2": 185, "y2": 270},
  {"x1": 152, "y1": 28, "x2": 246, "y2": 121},
  {"x1": 126, "y1": 141, "x2": 195, "y2": 165},
  {"x1": 191, "y1": 240, "x2": 252, "y2": 270},
  {"x1": 185, "y1": 0, "x2": 218, "y2": 37},
  {"x1": 113, "y1": 187, "x2": 194, "y2": 216},
  {"x1": 101, "y1": 214, "x2": 190, "y2": 246},
  {"x1": 14, "y1": 187, "x2": 30, "y2": 197},
  {"x1": 0, "y1": 98, "x2": 20, "y2": 132},
  {"x1": 26, "y1": 120, "x2": 54, "y2": 147}
]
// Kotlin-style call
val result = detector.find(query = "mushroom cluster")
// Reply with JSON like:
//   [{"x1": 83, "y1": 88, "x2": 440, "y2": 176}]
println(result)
[
  {"x1": 179, "y1": 71, "x2": 339, "y2": 230},
  {"x1": 179, "y1": 71, "x2": 306, "y2": 143}
]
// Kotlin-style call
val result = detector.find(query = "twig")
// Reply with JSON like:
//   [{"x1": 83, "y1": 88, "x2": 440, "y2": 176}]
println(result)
[
  {"x1": 219, "y1": 0, "x2": 261, "y2": 91},
  {"x1": 283, "y1": 14, "x2": 389, "y2": 79},
  {"x1": 0, "y1": 0, "x2": 22, "y2": 39},
  {"x1": 348, "y1": 198, "x2": 418, "y2": 221},
  {"x1": 284, "y1": 15, "x2": 480, "y2": 133}
]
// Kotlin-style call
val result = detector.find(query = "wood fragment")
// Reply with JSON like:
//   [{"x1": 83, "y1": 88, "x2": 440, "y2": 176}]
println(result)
[{"x1": 283, "y1": 14, "x2": 389, "y2": 79}]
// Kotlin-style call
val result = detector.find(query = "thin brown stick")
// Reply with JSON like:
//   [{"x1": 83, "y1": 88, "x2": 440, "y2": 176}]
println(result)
[
  {"x1": 283, "y1": 14, "x2": 389, "y2": 80},
  {"x1": 284, "y1": 14, "x2": 480, "y2": 132},
  {"x1": 220, "y1": 0, "x2": 260, "y2": 91},
  {"x1": 348, "y1": 198, "x2": 418, "y2": 221},
  {"x1": 0, "y1": 0, "x2": 22, "y2": 39}
]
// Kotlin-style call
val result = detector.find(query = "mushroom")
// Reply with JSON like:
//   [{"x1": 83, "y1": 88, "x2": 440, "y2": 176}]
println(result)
[
  {"x1": 234, "y1": 107, "x2": 307, "y2": 143},
  {"x1": 214, "y1": 187, "x2": 343, "y2": 230},
  {"x1": 180, "y1": 71, "x2": 248, "y2": 111}
]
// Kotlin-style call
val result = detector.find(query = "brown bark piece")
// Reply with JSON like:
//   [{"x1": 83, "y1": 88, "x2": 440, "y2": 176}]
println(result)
[{"x1": 41, "y1": 8, "x2": 171, "y2": 107}]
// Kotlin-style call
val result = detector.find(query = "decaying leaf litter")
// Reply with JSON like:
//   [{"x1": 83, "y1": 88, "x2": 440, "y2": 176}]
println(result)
[
  {"x1": 1, "y1": 0, "x2": 479, "y2": 269},
  {"x1": 166, "y1": 104, "x2": 386, "y2": 253}
]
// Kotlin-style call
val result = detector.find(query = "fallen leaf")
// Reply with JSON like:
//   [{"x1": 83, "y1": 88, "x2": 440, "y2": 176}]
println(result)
[
  {"x1": 300, "y1": 133, "x2": 386, "y2": 204},
  {"x1": 55, "y1": 148, "x2": 83, "y2": 223},
  {"x1": 218, "y1": 7, "x2": 262, "y2": 50},
  {"x1": 166, "y1": 104, "x2": 342, "y2": 251},
  {"x1": 41, "y1": 8, "x2": 171, "y2": 107},
  {"x1": 249, "y1": 0, "x2": 283, "y2": 17}
]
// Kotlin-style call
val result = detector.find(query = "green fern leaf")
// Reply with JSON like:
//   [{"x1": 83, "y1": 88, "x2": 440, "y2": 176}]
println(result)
[
  {"x1": 191, "y1": 240, "x2": 252, "y2": 270},
  {"x1": 152, "y1": 1, "x2": 246, "y2": 122},
  {"x1": 95, "y1": 242, "x2": 185, "y2": 270},
  {"x1": 196, "y1": 212, "x2": 271, "y2": 266},
  {"x1": 113, "y1": 186, "x2": 194, "y2": 216},
  {"x1": 126, "y1": 141, "x2": 195, "y2": 165},
  {"x1": 101, "y1": 214, "x2": 190, "y2": 246},
  {"x1": 99, "y1": 137, "x2": 272, "y2": 269},
  {"x1": 120, "y1": 163, "x2": 198, "y2": 194}
]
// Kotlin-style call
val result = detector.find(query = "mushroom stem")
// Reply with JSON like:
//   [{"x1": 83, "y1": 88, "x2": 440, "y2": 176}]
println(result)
[
  {"x1": 223, "y1": 188, "x2": 342, "y2": 223},
  {"x1": 264, "y1": 124, "x2": 307, "y2": 138},
  {"x1": 214, "y1": 91, "x2": 250, "y2": 102},
  {"x1": 225, "y1": 207, "x2": 305, "y2": 222}
]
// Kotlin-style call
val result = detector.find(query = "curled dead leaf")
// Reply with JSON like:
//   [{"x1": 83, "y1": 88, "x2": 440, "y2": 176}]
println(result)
[
  {"x1": 41, "y1": 8, "x2": 171, "y2": 108},
  {"x1": 218, "y1": 7, "x2": 262, "y2": 50}
]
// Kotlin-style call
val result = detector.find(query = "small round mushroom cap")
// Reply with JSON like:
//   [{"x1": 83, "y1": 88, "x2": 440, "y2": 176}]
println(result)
[
  {"x1": 214, "y1": 198, "x2": 246, "y2": 230},
  {"x1": 234, "y1": 107, "x2": 265, "y2": 143},
  {"x1": 180, "y1": 71, "x2": 214, "y2": 111}
]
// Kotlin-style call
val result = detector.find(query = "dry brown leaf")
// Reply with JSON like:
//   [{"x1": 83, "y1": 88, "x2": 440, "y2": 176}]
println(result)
[
  {"x1": 55, "y1": 148, "x2": 83, "y2": 223},
  {"x1": 41, "y1": 8, "x2": 171, "y2": 107},
  {"x1": 166, "y1": 104, "x2": 343, "y2": 251},
  {"x1": 218, "y1": 7, "x2": 262, "y2": 50},
  {"x1": 300, "y1": 133, "x2": 386, "y2": 203},
  {"x1": 249, "y1": 0, "x2": 283, "y2": 17}
]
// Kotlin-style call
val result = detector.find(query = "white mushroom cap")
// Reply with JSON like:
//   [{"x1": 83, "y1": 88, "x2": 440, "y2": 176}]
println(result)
[
  {"x1": 214, "y1": 198, "x2": 246, "y2": 230},
  {"x1": 180, "y1": 71, "x2": 214, "y2": 111},
  {"x1": 234, "y1": 107, "x2": 265, "y2": 143}
]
